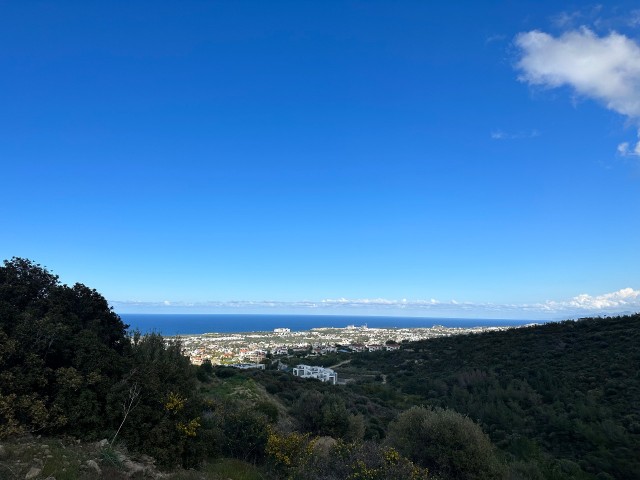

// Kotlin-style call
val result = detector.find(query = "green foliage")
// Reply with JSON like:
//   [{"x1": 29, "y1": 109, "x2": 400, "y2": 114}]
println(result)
[
  {"x1": 114, "y1": 333, "x2": 204, "y2": 467},
  {"x1": 0, "y1": 258, "x2": 209, "y2": 469},
  {"x1": 215, "y1": 402, "x2": 270, "y2": 463},
  {"x1": 0, "y1": 258, "x2": 130, "y2": 438},
  {"x1": 255, "y1": 400, "x2": 279, "y2": 423},
  {"x1": 202, "y1": 458, "x2": 265, "y2": 480},
  {"x1": 292, "y1": 391, "x2": 365, "y2": 441},
  {"x1": 197, "y1": 359, "x2": 215, "y2": 382},
  {"x1": 344, "y1": 314, "x2": 640, "y2": 479},
  {"x1": 266, "y1": 429, "x2": 315, "y2": 476},
  {"x1": 295, "y1": 440, "x2": 429, "y2": 480},
  {"x1": 248, "y1": 370, "x2": 395, "y2": 441},
  {"x1": 386, "y1": 406, "x2": 505, "y2": 479}
]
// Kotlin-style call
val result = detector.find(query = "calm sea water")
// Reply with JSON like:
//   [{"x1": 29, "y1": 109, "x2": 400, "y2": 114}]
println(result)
[{"x1": 118, "y1": 314, "x2": 544, "y2": 336}]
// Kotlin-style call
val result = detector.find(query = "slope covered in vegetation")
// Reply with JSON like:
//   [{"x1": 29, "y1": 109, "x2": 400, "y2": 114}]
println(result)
[
  {"x1": 0, "y1": 258, "x2": 208, "y2": 467},
  {"x1": 334, "y1": 314, "x2": 640, "y2": 479},
  {"x1": 2, "y1": 257, "x2": 637, "y2": 479}
]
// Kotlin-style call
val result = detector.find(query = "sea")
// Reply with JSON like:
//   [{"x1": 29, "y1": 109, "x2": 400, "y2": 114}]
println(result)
[{"x1": 118, "y1": 314, "x2": 546, "y2": 336}]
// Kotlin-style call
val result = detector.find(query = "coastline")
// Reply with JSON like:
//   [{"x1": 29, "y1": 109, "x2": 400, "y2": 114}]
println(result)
[
  {"x1": 119, "y1": 313, "x2": 545, "y2": 336},
  {"x1": 148, "y1": 321, "x2": 536, "y2": 366}
]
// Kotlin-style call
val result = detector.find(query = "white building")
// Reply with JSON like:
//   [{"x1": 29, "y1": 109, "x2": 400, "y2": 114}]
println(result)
[
  {"x1": 232, "y1": 363, "x2": 266, "y2": 370},
  {"x1": 292, "y1": 364, "x2": 338, "y2": 384}
]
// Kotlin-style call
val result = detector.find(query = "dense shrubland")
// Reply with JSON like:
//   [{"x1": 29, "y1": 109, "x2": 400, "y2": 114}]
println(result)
[
  {"x1": 1, "y1": 258, "x2": 638, "y2": 479},
  {"x1": 323, "y1": 313, "x2": 640, "y2": 479}
]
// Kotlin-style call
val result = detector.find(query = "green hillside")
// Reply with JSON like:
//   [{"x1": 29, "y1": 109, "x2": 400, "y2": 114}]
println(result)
[
  {"x1": 1, "y1": 257, "x2": 638, "y2": 479},
  {"x1": 330, "y1": 314, "x2": 640, "y2": 479}
]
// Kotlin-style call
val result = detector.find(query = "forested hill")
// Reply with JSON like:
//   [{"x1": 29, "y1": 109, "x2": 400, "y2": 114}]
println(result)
[{"x1": 346, "y1": 314, "x2": 640, "y2": 478}]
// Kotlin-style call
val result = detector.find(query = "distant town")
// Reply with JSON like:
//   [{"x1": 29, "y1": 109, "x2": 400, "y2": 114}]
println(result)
[{"x1": 174, "y1": 323, "x2": 519, "y2": 367}]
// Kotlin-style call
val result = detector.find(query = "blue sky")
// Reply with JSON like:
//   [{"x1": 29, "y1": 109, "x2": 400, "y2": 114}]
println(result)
[{"x1": 2, "y1": 1, "x2": 639, "y2": 319}]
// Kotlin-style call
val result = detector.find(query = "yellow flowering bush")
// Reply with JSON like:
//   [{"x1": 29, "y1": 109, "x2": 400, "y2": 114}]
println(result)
[
  {"x1": 266, "y1": 429, "x2": 316, "y2": 473},
  {"x1": 176, "y1": 417, "x2": 201, "y2": 437},
  {"x1": 164, "y1": 392, "x2": 186, "y2": 414}
]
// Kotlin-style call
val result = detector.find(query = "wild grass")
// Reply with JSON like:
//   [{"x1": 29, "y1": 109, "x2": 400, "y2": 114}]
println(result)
[{"x1": 203, "y1": 458, "x2": 266, "y2": 479}]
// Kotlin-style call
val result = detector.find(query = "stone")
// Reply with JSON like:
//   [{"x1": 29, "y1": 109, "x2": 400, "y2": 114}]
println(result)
[
  {"x1": 0, "y1": 444, "x2": 7, "y2": 459},
  {"x1": 25, "y1": 466, "x2": 42, "y2": 479},
  {"x1": 313, "y1": 436, "x2": 337, "y2": 458},
  {"x1": 86, "y1": 459, "x2": 102, "y2": 475},
  {"x1": 124, "y1": 459, "x2": 145, "y2": 477},
  {"x1": 96, "y1": 439, "x2": 109, "y2": 448}
]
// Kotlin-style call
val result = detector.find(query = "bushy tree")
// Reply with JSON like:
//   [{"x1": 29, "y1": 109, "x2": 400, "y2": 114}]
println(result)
[
  {"x1": 293, "y1": 391, "x2": 363, "y2": 441},
  {"x1": 292, "y1": 440, "x2": 429, "y2": 480},
  {"x1": 0, "y1": 258, "x2": 221, "y2": 468},
  {"x1": 112, "y1": 332, "x2": 204, "y2": 467},
  {"x1": 386, "y1": 406, "x2": 506, "y2": 480},
  {"x1": 0, "y1": 258, "x2": 130, "y2": 437}
]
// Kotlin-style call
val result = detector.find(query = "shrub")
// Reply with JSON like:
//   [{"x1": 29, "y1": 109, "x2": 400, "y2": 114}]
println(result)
[{"x1": 386, "y1": 406, "x2": 506, "y2": 480}]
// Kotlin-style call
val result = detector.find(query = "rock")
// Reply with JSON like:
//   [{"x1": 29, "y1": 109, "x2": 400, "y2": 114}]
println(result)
[
  {"x1": 96, "y1": 439, "x2": 109, "y2": 448},
  {"x1": 313, "y1": 436, "x2": 337, "y2": 458},
  {"x1": 25, "y1": 466, "x2": 42, "y2": 479},
  {"x1": 123, "y1": 459, "x2": 145, "y2": 477},
  {"x1": 0, "y1": 444, "x2": 7, "y2": 459},
  {"x1": 86, "y1": 459, "x2": 102, "y2": 475},
  {"x1": 33, "y1": 458, "x2": 43, "y2": 468}
]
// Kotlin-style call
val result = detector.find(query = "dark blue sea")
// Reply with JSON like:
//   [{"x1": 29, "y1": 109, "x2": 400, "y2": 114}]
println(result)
[{"x1": 118, "y1": 314, "x2": 545, "y2": 336}]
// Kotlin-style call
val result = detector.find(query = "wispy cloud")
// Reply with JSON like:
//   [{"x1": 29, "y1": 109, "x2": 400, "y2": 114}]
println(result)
[
  {"x1": 491, "y1": 129, "x2": 540, "y2": 140},
  {"x1": 617, "y1": 132, "x2": 640, "y2": 157},
  {"x1": 485, "y1": 34, "x2": 507, "y2": 45},
  {"x1": 550, "y1": 6, "x2": 603, "y2": 29},
  {"x1": 550, "y1": 10, "x2": 583, "y2": 29},
  {"x1": 514, "y1": 27, "x2": 640, "y2": 154},
  {"x1": 110, "y1": 287, "x2": 640, "y2": 319}
]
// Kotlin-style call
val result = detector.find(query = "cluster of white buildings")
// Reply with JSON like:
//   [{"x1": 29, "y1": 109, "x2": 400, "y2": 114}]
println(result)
[
  {"x1": 292, "y1": 364, "x2": 338, "y2": 384},
  {"x1": 177, "y1": 324, "x2": 507, "y2": 367}
]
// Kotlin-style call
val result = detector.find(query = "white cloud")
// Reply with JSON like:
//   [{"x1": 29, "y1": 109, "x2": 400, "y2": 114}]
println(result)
[
  {"x1": 551, "y1": 11, "x2": 582, "y2": 28},
  {"x1": 491, "y1": 129, "x2": 540, "y2": 140},
  {"x1": 485, "y1": 34, "x2": 507, "y2": 44},
  {"x1": 515, "y1": 28, "x2": 640, "y2": 117},
  {"x1": 515, "y1": 27, "x2": 640, "y2": 152},
  {"x1": 543, "y1": 287, "x2": 640, "y2": 310},
  {"x1": 110, "y1": 287, "x2": 640, "y2": 318},
  {"x1": 617, "y1": 132, "x2": 640, "y2": 156}
]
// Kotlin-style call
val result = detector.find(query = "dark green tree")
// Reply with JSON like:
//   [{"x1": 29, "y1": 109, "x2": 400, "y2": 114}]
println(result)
[
  {"x1": 0, "y1": 258, "x2": 130, "y2": 437},
  {"x1": 386, "y1": 406, "x2": 506, "y2": 480}
]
